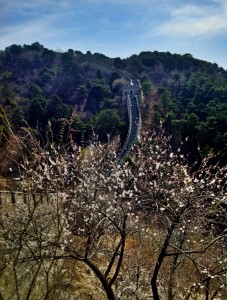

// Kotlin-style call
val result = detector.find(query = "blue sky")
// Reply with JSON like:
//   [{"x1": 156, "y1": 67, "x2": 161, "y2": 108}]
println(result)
[{"x1": 1, "y1": 0, "x2": 227, "y2": 69}]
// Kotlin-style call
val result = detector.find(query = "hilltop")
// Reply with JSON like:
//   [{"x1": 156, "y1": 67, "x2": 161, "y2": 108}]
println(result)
[{"x1": 0, "y1": 42, "x2": 226, "y2": 173}]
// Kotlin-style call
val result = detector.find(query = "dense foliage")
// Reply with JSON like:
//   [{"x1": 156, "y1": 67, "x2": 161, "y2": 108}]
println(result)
[
  {"x1": 123, "y1": 52, "x2": 227, "y2": 164},
  {"x1": 0, "y1": 42, "x2": 227, "y2": 166}
]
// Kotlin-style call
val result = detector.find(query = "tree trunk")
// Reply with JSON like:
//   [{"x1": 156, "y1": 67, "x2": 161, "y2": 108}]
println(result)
[
  {"x1": 151, "y1": 221, "x2": 176, "y2": 300},
  {"x1": 167, "y1": 230, "x2": 186, "y2": 300},
  {"x1": 84, "y1": 258, "x2": 115, "y2": 300}
]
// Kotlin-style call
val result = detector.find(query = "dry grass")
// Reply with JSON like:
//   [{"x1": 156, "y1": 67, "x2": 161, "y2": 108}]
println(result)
[
  {"x1": 0, "y1": 197, "x2": 226, "y2": 300},
  {"x1": 0, "y1": 229, "x2": 226, "y2": 299}
]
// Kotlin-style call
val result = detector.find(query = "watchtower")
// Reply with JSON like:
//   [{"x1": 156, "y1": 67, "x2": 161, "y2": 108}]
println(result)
[{"x1": 122, "y1": 79, "x2": 141, "y2": 104}]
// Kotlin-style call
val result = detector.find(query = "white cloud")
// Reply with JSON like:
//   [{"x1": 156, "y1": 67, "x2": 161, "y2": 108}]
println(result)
[
  {"x1": 74, "y1": 0, "x2": 152, "y2": 3},
  {"x1": 171, "y1": 4, "x2": 206, "y2": 17},
  {"x1": 155, "y1": 0, "x2": 227, "y2": 38},
  {"x1": 157, "y1": 15, "x2": 227, "y2": 37},
  {"x1": 0, "y1": 14, "x2": 66, "y2": 49}
]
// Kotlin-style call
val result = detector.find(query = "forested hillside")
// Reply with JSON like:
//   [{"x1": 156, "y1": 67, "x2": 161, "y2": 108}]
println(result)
[
  {"x1": 0, "y1": 43, "x2": 226, "y2": 300},
  {"x1": 0, "y1": 42, "x2": 226, "y2": 169}
]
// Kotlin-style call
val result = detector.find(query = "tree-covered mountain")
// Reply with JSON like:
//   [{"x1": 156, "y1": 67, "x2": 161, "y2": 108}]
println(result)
[
  {"x1": 0, "y1": 42, "x2": 226, "y2": 167},
  {"x1": 123, "y1": 51, "x2": 227, "y2": 165}
]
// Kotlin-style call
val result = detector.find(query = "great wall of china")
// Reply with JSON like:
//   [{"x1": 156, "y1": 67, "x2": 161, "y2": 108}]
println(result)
[{"x1": 0, "y1": 67, "x2": 142, "y2": 206}]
